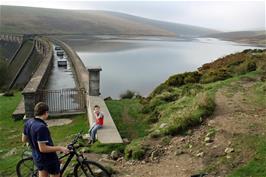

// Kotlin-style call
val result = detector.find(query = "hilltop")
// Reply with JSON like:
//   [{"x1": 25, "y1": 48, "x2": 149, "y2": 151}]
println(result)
[{"x1": 0, "y1": 5, "x2": 218, "y2": 37}]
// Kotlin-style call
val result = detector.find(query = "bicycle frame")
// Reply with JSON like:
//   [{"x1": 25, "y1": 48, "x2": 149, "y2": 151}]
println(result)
[{"x1": 59, "y1": 145, "x2": 85, "y2": 176}]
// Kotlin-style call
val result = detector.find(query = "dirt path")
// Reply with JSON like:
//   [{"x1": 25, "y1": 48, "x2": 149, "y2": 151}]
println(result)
[
  {"x1": 122, "y1": 107, "x2": 138, "y2": 139},
  {"x1": 108, "y1": 78, "x2": 266, "y2": 177}
]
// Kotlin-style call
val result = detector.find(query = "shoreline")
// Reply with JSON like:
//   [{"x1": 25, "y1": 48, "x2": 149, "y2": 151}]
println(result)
[{"x1": 52, "y1": 34, "x2": 265, "y2": 48}]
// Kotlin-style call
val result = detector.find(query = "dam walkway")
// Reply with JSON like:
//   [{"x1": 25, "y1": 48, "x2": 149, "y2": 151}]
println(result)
[{"x1": 12, "y1": 35, "x2": 122, "y2": 144}]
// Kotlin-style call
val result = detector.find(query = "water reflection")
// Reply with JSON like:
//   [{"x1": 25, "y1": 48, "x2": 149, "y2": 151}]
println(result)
[{"x1": 66, "y1": 38, "x2": 262, "y2": 98}]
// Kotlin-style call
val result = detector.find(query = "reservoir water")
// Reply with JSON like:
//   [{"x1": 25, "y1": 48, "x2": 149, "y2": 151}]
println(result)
[{"x1": 64, "y1": 37, "x2": 262, "y2": 98}]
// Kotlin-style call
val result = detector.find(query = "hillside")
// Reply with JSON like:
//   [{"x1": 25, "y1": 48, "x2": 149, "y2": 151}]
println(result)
[
  {"x1": 105, "y1": 11, "x2": 219, "y2": 37},
  {"x1": 0, "y1": 6, "x2": 218, "y2": 37},
  {"x1": 207, "y1": 31, "x2": 266, "y2": 47}
]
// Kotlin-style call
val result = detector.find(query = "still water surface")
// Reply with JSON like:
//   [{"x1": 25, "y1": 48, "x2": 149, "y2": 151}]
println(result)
[{"x1": 65, "y1": 38, "x2": 261, "y2": 98}]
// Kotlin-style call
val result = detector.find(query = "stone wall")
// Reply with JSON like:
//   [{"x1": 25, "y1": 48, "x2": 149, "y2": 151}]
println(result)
[
  {"x1": 22, "y1": 37, "x2": 53, "y2": 118},
  {"x1": 7, "y1": 40, "x2": 35, "y2": 89}
]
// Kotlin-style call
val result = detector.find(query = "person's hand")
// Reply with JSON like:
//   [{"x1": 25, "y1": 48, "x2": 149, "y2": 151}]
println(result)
[{"x1": 59, "y1": 146, "x2": 70, "y2": 154}]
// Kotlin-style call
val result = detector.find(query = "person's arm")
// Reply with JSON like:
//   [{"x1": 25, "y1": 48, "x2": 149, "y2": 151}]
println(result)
[
  {"x1": 38, "y1": 143, "x2": 69, "y2": 153},
  {"x1": 22, "y1": 133, "x2": 28, "y2": 143},
  {"x1": 37, "y1": 126, "x2": 69, "y2": 154},
  {"x1": 22, "y1": 122, "x2": 28, "y2": 143}
]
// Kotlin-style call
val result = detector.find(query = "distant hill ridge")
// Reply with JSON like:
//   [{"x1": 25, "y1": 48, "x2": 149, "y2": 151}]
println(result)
[{"x1": 0, "y1": 5, "x2": 218, "y2": 37}]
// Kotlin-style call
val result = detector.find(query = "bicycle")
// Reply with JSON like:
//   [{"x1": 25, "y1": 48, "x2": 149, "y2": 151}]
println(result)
[{"x1": 16, "y1": 131, "x2": 111, "y2": 177}]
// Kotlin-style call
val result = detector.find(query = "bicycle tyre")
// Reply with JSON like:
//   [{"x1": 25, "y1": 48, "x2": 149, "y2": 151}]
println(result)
[
  {"x1": 74, "y1": 160, "x2": 111, "y2": 177},
  {"x1": 16, "y1": 157, "x2": 38, "y2": 177}
]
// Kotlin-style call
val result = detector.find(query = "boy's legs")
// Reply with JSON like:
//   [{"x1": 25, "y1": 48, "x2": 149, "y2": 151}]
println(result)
[
  {"x1": 89, "y1": 122, "x2": 96, "y2": 135},
  {"x1": 90, "y1": 124, "x2": 102, "y2": 142}
]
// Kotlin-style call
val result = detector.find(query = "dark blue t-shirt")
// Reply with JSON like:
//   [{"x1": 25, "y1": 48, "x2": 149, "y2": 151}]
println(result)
[{"x1": 23, "y1": 118, "x2": 59, "y2": 166}]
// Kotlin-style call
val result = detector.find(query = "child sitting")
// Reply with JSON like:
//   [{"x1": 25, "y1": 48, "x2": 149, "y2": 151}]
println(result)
[{"x1": 88, "y1": 105, "x2": 104, "y2": 144}]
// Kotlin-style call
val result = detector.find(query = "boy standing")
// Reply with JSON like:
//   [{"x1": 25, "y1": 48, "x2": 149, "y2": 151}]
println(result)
[
  {"x1": 88, "y1": 105, "x2": 104, "y2": 144},
  {"x1": 22, "y1": 102, "x2": 69, "y2": 177}
]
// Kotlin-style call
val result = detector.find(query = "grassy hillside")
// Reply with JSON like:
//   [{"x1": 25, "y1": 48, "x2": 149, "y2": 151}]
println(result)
[
  {"x1": 117, "y1": 49, "x2": 266, "y2": 158},
  {"x1": 106, "y1": 11, "x2": 219, "y2": 37},
  {"x1": 207, "y1": 31, "x2": 266, "y2": 47},
  {"x1": 0, "y1": 6, "x2": 172, "y2": 36},
  {"x1": 0, "y1": 6, "x2": 217, "y2": 37}
]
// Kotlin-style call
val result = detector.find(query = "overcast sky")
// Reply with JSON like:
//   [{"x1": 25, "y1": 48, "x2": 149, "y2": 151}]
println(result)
[{"x1": 1, "y1": 0, "x2": 265, "y2": 31}]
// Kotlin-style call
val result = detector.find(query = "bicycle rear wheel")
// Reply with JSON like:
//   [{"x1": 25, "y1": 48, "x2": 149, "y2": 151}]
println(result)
[
  {"x1": 16, "y1": 157, "x2": 38, "y2": 177},
  {"x1": 74, "y1": 160, "x2": 111, "y2": 177}
]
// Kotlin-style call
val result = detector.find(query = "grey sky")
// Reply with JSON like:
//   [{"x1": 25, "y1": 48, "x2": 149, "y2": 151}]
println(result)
[{"x1": 1, "y1": 0, "x2": 265, "y2": 31}]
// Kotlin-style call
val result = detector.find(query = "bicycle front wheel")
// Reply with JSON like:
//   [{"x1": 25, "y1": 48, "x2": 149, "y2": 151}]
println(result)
[
  {"x1": 16, "y1": 157, "x2": 38, "y2": 177},
  {"x1": 74, "y1": 160, "x2": 111, "y2": 177}
]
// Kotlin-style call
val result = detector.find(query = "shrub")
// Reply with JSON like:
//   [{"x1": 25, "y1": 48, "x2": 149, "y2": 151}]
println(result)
[
  {"x1": 166, "y1": 71, "x2": 201, "y2": 87},
  {"x1": 201, "y1": 68, "x2": 231, "y2": 83},
  {"x1": 183, "y1": 71, "x2": 202, "y2": 84},
  {"x1": 149, "y1": 91, "x2": 215, "y2": 137},
  {"x1": 149, "y1": 83, "x2": 168, "y2": 98},
  {"x1": 234, "y1": 59, "x2": 257, "y2": 75},
  {"x1": 181, "y1": 84, "x2": 203, "y2": 96},
  {"x1": 156, "y1": 91, "x2": 179, "y2": 102},
  {"x1": 142, "y1": 96, "x2": 166, "y2": 114},
  {"x1": 246, "y1": 60, "x2": 257, "y2": 72},
  {"x1": 166, "y1": 73, "x2": 185, "y2": 87},
  {"x1": 125, "y1": 138, "x2": 147, "y2": 160},
  {"x1": 195, "y1": 92, "x2": 215, "y2": 116},
  {"x1": 148, "y1": 130, "x2": 161, "y2": 138},
  {"x1": 120, "y1": 90, "x2": 135, "y2": 99}
]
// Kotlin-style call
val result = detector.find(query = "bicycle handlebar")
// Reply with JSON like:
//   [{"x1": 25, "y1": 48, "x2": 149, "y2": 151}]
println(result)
[{"x1": 68, "y1": 130, "x2": 83, "y2": 149}]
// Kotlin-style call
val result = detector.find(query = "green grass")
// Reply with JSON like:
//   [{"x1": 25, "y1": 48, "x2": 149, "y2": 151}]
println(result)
[
  {"x1": 124, "y1": 138, "x2": 147, "y2": 160},
  {"x1": 106, "y1": 99, "x2": 149, "y2": 139},
  {"x1": 49, "y1": 114, "x2": 88, "y2": 145},
  {"x1": 87, "y1": 141, "x2": 126, "y2": 154},
  {"x1": 227, "y1": 76, "x2": 266, "y2": 177},
  {"x1": 247, "y1": 81, "x2": 266, "y2": 108},
  {"x1": 228, "y1": 135, "x2": 266, "y2": 177},
  {"x1": 0, "y1": 92, "x2": 23, "y2": 176}
]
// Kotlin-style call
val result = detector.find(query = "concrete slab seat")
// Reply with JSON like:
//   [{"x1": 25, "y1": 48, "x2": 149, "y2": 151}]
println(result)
[{"x1": 87, "y1": 96, "x2": 123, "y2": 144}]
